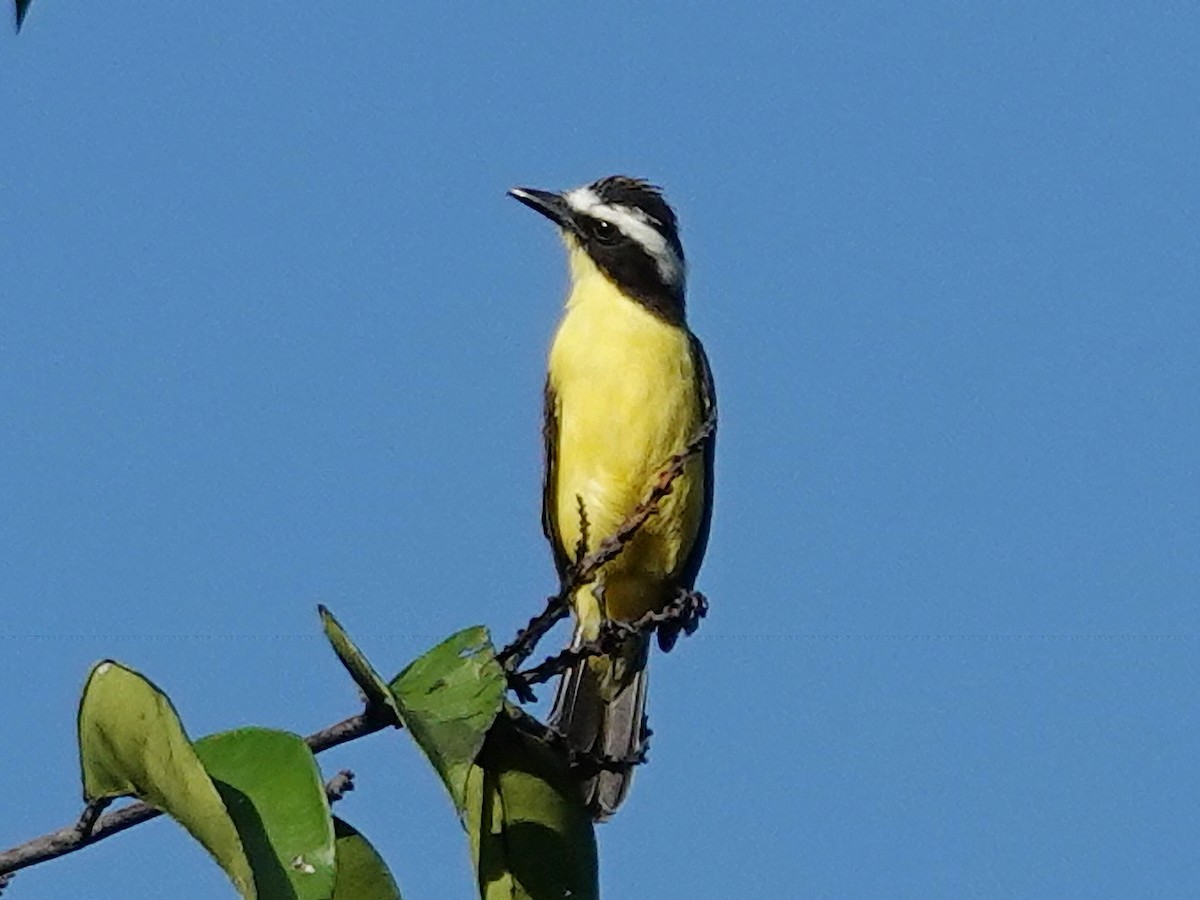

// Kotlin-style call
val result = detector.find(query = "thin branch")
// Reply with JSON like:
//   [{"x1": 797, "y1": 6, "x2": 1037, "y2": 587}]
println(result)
[
  {"x1": 497, "y1": 592, "x2": 571, "y2": 671},
  {"x1": 574, "y1": 493, "x2": 590, "y2": 567},
  {"x1": 498, "y1": 411, "x2": 716, "y2": 670},
  {"x1": 322, "y1": 769, "x2": 356, "y2": 802},
  {"x1": 306, "y1": 710, "x2": 389, "y2": 754},
  {"x1": 0, "y1": 715, "x2": 387, "y2": 877},
  {"x1": 571, "y1": 415, "x2": 715, "y2": 588},
  {"x1": 512, "y1": 588, "x2": 708, "y2": 696}
]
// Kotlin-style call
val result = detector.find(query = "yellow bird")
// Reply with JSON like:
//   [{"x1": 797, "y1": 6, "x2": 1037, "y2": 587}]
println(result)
[{"x1": 509, "y1": 176, "x2": 716, "y2": 819}]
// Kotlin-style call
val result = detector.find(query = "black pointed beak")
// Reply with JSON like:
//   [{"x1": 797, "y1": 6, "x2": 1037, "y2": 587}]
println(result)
[{"x1": 508, "y1": 187, "x2": 576, "y2": 232}]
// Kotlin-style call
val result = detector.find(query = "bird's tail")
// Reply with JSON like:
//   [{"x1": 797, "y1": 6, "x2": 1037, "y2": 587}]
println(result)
[{"x1": 548, "y1": 628, "x2": 650, "y2": 821}]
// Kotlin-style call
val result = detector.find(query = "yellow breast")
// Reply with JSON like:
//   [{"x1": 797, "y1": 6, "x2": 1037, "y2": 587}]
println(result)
[{"x1": 548, "y1": 246, "x2": 705, "y2": 621}]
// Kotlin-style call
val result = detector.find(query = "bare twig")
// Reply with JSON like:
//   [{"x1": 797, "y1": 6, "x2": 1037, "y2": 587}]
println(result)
[
  {"x1": 498, "y1": 411, "x2": 716, "y2": 671},
  {"x1": 574, "y1": 493, "x2": 590, "y2": 567},
  {"x1": 571, "y1": 416, "x2": 715, "y2": 588},
  {"x1": 0, "y1": 715, "x2": 387, "y2": 878},
  {"x1": 306, "y1": 710, "x2": 389, "y2": 754},
  {"x1": 512, "y1": 588, "x2": 709, "y2": 696},
  {"x1": 323, "y1": 769, "x2": 356, "y2": 802},
  {"x1": 497, "y1": 592, "x2": 572, "y2": 672}
]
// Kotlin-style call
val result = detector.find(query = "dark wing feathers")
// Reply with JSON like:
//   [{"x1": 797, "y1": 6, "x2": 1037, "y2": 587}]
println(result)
[
  {"x1": 541, "y1": 379, "x2": 572, "y2": 583},
  {"x1": 677, "y1": 332, "x2": 717, "y2": 590},
  {"x1": 658, "y1": 333, "x2": 716, "y2": 653}
]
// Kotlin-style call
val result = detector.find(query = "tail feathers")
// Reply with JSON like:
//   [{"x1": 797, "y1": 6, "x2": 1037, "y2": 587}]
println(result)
[{"x1": 548, "y1": 635, "x2": 649, "y2": 821}]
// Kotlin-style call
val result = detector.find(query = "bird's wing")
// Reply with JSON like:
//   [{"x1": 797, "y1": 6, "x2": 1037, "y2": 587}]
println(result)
[
  {"x1": 677, "y1": 332, "x2": 717, "y2": 590},
  {"x1": 541, "y1": 378, "x2": 572, "y2": 583}
]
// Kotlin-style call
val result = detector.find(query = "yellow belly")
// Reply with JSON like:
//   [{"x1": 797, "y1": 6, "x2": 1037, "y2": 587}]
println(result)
[{"x1": 548, "y1": 265, "x2": 705, "y2": 629}]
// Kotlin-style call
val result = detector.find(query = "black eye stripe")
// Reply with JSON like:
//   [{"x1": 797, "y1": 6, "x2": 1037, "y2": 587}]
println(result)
[{"x1": 563, "y1": 177, "x2": 688, "y2": 325}]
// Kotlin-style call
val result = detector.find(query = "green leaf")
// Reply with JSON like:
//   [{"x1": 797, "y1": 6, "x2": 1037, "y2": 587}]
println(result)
[
  {"x1": 76, "y1": 660, "x2": 256, "y2": 898},
  {"x1": 195, "y1": 728, "x2": 336, "y2": 900},
  {"x1": 466, "y1": 708, "x2": 598, "y2": 900},
  {"x1": 332, "y1": 817, "x2": 403, "y2": 900},
  {"x1": 388, "y1": 626, "x2": 506, "y2": 813},
  {"x1": 15, "y1": 0, "x2": 32, "y2": 31},
  {"x1": 320, "y1": 604, "x2": 403, "y2": 726}
]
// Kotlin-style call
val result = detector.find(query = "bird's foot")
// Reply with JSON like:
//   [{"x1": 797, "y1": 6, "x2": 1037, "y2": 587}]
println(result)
[
  {"x1": 653, "y1": 587, "x2": 708, "y2": 651},
  {"x1": 675, "y1": 588, "x2": 709, "y2": 635}
]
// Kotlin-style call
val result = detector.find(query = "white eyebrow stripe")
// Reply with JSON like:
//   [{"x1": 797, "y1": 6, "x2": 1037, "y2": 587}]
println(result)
[
  {"x1": 563, "y1": 187, "x2": 685, "y2": 288},
  {"x1": 564, "y1": 186, "x2": 601, "y2": 210}
]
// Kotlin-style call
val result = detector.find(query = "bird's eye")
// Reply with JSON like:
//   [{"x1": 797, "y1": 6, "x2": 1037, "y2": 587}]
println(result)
[{"x1": 590, "y1": 219, "x2": 619, "y2": 244}]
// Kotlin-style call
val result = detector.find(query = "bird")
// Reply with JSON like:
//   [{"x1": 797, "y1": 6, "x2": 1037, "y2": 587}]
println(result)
[{"x1": 508, "y1": 176, "x2": 716, "y2": 820}]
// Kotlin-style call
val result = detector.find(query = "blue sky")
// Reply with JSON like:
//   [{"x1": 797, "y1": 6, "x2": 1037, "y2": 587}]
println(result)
[{"x1": 2, "y1": 3, "x2": 1197, "y2": 898}]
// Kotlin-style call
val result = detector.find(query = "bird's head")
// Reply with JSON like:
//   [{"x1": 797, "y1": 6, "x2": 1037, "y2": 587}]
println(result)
[{"x1": 509, "y1": 176, "x2": 687, "y2": 321}]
